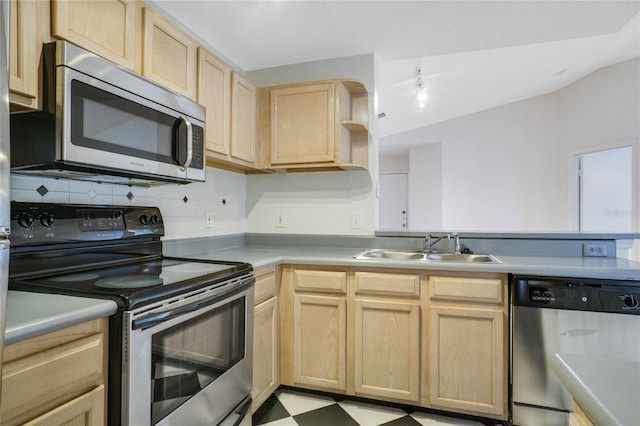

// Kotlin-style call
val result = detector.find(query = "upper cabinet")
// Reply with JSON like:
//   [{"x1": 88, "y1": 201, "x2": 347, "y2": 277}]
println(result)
[
  {"x1": 11, "y1": 1, "x2": 367, "y2": 175},
  {"x1": 140, "y1": 5, "x2": 197, "y2": 100},
  {"x1": 230, "y1": 72, "x2": 257, "y2": 164},
  {"x1": 197, "y1": 48, "x2": 231, "y2": 155},
  {"x1": 270, "y1": 81, "x2": 336, "y2": 165},
  {"x1": 259, "y1": 79, "x2": 369, "y2": 172},
  {"x1": 51, "y1": 0, "x2": 136, "y2": 70},
  {"x1": 197, "y1": 49, "x2": 261, "y2": 172},
  {"x1": 9, "y1": 0, "x2": 38, "y2": 109}
]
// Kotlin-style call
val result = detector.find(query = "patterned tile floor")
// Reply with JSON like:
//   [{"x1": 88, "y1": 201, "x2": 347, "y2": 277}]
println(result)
[{"x1": 253, "y1": 389, "x2": 498, "y2": 426}]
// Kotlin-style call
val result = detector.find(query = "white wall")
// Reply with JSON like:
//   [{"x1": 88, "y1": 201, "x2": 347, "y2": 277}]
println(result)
[
  {"x1": 245, "y1": 54, "x2": 378, "y2": 235},
  {"x1": 10, "y1": 167, "x2": 246, "y2": 240},
  {"x1": 381, "y1": 58, "x2": 639, "y2": 233}
]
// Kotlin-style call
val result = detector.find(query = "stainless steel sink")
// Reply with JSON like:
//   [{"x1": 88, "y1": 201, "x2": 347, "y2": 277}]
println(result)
[
  {"x1": 354, "y1": 249, "x2": 501, "y2": 263},
  {"x1": 354, "y1": 249, "x2": 426, "y2": 260},
  {"x1": 425, "y1": 253, "x2": 501, "y2": 263}
]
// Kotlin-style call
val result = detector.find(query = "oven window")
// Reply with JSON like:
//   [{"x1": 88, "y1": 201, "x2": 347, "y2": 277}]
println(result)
[
  {"x1": 70, "y1": 79, "x2": 176, "y2": 164},
  {"x1": 150, "y1": 297, "x2": 246, "y2": 424}
]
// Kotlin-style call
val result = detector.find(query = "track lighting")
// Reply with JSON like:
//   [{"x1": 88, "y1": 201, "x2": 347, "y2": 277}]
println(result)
[{"x1": 416, "y1": 67, "x2": 427, "y2": 110}]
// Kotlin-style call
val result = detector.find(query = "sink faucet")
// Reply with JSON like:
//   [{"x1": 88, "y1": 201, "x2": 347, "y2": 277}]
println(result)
[{"x1": 424, "y1": 232, "x2": 461, "y2": 254}]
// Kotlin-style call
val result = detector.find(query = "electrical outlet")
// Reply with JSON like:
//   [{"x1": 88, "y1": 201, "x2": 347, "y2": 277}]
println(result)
[
  {"x1": 351, "y1": 212, "x2": 363, "y2": 229},
  {"x1": 205, "y1": 212, "x2": 214, "y2": 229},
  {"x1": 276, "y1": 212, "x2": 286, "y2": 228},
  {"x1": 583, "y1": 243, "x2": 608, "y2": 257}
]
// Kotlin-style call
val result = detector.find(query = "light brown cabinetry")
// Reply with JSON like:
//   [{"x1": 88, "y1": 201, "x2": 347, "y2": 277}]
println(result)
[
  {"x1": 230, "y1": 72, "x2": 257, "y2": 164},
  {"x1": 197, "y1": 49, "x2": 261, "y2": 172},
  {"x1": 8, "y1": 0, "x2": 38, "y2": 109},
  {"x1": 1, "y1": 318, "x2": 108, "y2": 426},
  {"x1": 252, "y1": 267, "x2": 280, "y2": 412},
  {"x1": 424, "y1": 274, "x2": 508, "y2": 420},
  {"x1": 569, "y1": 401, "x2": 595, "y2": 426},
  {"x1": 279, "y1": 266, "x2": 508, "y2": 420},
  {"x1": 280, "y1": 267, "x2": 347, "y2": 392},
  {"x1": 352, "y1": 271, "x2": 420, "y2": 403},
  {"x1": 140, "y1": 5, "x2": 197, "y2": 100},
  {"x1": 260, "y1": 79, "x2": 369, "y2": 171},
  {"x1": 52, "y1": 0, "x2": 204, "y2": 102},
  {"x1": 281, "y1": 267, "x2": 420, "y2": 402},
  {"x1": 52, "y1": 0, "x2": 136, "y2": 69},
  {"x1": 198, "y1": 49, "x2": 231, "y2": 155}
]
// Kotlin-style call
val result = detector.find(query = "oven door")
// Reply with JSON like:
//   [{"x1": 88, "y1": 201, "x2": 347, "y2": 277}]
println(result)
[
  {"x1": 59, "y1": 66, "x2": 205, "y2": 182},
  {"x1": 123, "y1": 276, "x2": 253, "y2": 426}
]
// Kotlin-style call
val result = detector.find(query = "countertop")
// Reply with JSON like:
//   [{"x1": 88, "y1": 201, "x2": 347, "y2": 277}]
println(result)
[
  {"x1": 4, "y1": 291, "x2": 118, "y2": 346},
  {"x1": 177, "y1": 244, "x2": 640, "y2": 281},
  {"x1": 551, "y1": 353, "x2": 640, "y2": 426},
  {"x1": 6, "y1": 241, "x2": 640, "y2": 347}
]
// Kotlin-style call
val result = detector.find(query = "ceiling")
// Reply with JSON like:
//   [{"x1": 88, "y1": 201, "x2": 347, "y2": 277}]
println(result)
[{"x1": 152, "y1": 1, "x2": 640, "y2": 144}]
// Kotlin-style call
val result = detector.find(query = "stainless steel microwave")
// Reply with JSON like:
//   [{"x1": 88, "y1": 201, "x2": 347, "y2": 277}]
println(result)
[{"x1": 10, "y1": 41, "x2": 205, "y2": 186}]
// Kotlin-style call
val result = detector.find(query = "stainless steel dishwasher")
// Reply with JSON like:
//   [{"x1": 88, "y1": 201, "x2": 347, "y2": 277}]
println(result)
[{"x1": 510, "y1": 275, "x2": 640, "y2": 425}]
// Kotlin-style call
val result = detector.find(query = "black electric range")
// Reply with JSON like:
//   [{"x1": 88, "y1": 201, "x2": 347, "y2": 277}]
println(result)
[{"x1": 8, "y1": 202, "x2": 253, "y2": 308}]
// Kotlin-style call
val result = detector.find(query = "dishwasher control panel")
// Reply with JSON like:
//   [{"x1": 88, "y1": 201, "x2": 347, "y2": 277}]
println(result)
[{"x1": 513, "y1": 275, "x2": 640, "y2": 314}]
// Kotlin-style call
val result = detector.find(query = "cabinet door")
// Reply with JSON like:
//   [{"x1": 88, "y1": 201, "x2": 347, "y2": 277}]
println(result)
[
  {"x1": 253, "y1": 296, "x2": 279, "y2": 411},
  {"x1": 231, "y1": 72, "x2": 257, "y2": 163},
  {"x1": 23, "y1": 385, "x2": 104, "y2": 426},
  {"x1": 428, "y1": 306, "x2": 505, "y2": 417},
  {"x1": 52, "y1": 0, "x2": 135, "y2": 69},
  {"x1": 142, "y1": 7, "x2": 197, "y2": 100},
  {"x1": 9, "y1": 0, "x2": 36, "y2": 107},
  {"x1": 293, "y1": 294, "x2": 346, "y2": 391},
  {"x1": 354, "y1": 299, "x2": 420, "y2": 402},
  {"x1": 270, "y1": 82, "x2": 335, "y2": 165},
  {"x1": 1, "y1": 334, "x2": 104, "y2": 425},
  {"x1": 198, "y1": 48, "x2": 231, "y2": 155}
]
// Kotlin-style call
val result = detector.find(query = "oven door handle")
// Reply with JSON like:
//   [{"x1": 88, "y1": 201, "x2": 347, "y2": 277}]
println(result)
[
  {"x1": 133, "y1": 301, "x2": 206, "y2": 329},
  {"x1": 132, "y1": 277, "x2": 253, "y2": 330}
]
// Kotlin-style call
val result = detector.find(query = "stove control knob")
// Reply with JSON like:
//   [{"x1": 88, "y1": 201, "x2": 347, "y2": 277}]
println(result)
[
  {"x1": 139, "y1": 214, "x2": 149, "y2": 225},
  {"x1": 623, "y1": 295, "x2": 639, "y2": 309},
  {"x1": 40, "y1": 212, "x2": 55, "y2": 228},
  {"x1": 17, "y1": 212, "x2": 34, "y2": 228},
  {"x1": 149, "y1": 214, "x2": 159, "y2": 225}
]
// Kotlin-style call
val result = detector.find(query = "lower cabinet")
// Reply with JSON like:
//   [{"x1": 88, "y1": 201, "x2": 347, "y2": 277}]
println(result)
[
  {"x1": 425, "y1": 274, "x2": 508, "y2": 419},
  {"x1": 1, "y1": 318, "x2": 108, "y2": 426},
  {"x1": 569, "y1": 401, "x2": 595, "y2": 426},
  {"x1": 293, "y1": 293, "x2": 347, "y2": 391},
  {"x1": 280, "y1": 267, "x2": 347, "y2": 392},
  {"x1": 352, "y1": 271, "x2": 420, "y2": 403},
  {"x1": 278, "y1": 265, "x2": 508, "y2": 421},
  {"x1": 252, "y1": 267, "x2": 280, "y2": 412}
]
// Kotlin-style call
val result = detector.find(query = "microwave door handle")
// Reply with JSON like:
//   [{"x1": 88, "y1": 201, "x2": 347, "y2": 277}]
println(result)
[{"x1": 179, "y1": 116, "x2": 193, "y2": 171}]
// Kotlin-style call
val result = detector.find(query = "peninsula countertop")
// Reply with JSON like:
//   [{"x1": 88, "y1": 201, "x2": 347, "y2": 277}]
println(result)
[{"x1": 551, "y1": 353, "x2": 640, "y2": 426}]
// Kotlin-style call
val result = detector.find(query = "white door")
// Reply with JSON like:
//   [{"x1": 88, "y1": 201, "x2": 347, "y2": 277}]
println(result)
[
  {"x1": 579, "y1": 146, "x2": 633, "y2": 232},
  {"x1": 379, "y1": 173, "x2": 408, "y2": 231}
]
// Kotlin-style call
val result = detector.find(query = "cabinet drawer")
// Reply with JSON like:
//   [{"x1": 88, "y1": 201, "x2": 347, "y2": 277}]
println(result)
[
  {"x1": 429, "y1": 276, "x2": 503, "y2": 304},
  {"x1": 23, "y1": 385, "x2": 104, "y2": 426},
  {"x1": 294, "y1": 270, "x2": 346, "y2": 294},
  {"x1": 354, "y1": 272, "x2": 420, "y2": 297},
  {"x1": 1, "y1": 334, "x2": 104, "y2": 425},
  {"x1": 254, "y1": 268, "x2": 277, "y2": 305}
]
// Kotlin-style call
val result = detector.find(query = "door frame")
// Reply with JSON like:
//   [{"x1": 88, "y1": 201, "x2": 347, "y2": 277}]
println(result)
[{"x1": 568, "y1": 139, "x2": 637, "y2": 233}]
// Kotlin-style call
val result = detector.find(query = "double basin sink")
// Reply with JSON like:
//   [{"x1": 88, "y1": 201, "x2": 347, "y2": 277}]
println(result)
[{"x1": 354, "y1": 249, "x2": 501, "y2": 263}]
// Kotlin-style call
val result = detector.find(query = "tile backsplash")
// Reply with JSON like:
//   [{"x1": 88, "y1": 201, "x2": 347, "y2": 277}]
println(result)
[{"x1": 10, "y1": 167, "x2": 247, "y2": 239}]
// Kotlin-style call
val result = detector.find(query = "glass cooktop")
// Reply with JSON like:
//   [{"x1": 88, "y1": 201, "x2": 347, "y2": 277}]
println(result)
[{"x1": 10, "y1": 257, "x2": 251, "y2": 309}]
